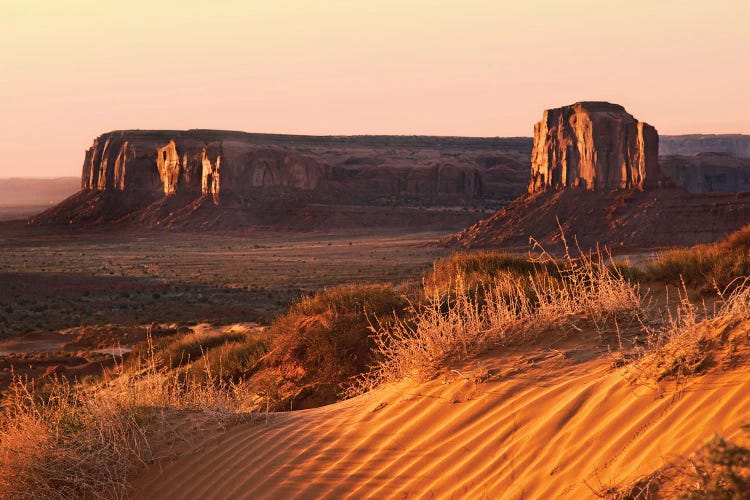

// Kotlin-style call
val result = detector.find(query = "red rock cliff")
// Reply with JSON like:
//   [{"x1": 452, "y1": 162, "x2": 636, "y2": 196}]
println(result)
[
  {"x1": 77, "y1": 130, "x2": 532, "y2": 207},
  {"x1": 80, "y1": 131, "x2": 324, "y2": 203},
  {"x1": 528, "y1": 102, "x2": 660, "y2": 192}
]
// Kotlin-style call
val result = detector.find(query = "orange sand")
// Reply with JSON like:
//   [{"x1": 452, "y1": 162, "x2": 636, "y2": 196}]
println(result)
[{"x1": 133, "y1": 329, "x2": 750, "y2": 498}]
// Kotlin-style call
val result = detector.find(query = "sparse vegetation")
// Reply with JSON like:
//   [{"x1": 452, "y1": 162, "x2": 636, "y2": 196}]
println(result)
[
  {"x1": 424, "y1": 250, "x2": 557, "y2": 298},
  {"x1": 627, "y1": 280, "x2": 750, "y2": 385},
  {"x1": 184, "y1": 334, "x2": 270, "y2": 384},
  {"x1": 350, "y1": 245, "x2": 644, "y2": 392},
  {"x1": 599, "y1": 426, "x2": 750, "y2": 499},
  {"x1": 646, "y1": 226, "x2": 750, "y2": 291},
  {"x1": 7, "y1": 224, "x2": 750, "y2": 497},
  {"x1": 0, "y1": 346, "x2": 258, "y2": 499},
  {"x1": 142, "y1": 330, "x2": 248, "y2": 369},
  {"x1": 677, "y1": 429, "x2": 750, "y2": 499}
]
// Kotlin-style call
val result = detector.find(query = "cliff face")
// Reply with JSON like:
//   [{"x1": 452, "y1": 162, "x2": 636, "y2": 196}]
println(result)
[
  {"x1": 75, "y1": 131, "x2": 533, "y2": 209},
  {"x1": 529, "y1": 102, "x2": 660, "y2": 192},
  {"x1": 660, "y1": 153, "x2": 750, "y2": 193},
  {"x1": 35, "y1": 131, "x2": 532, "y2": 227},
  {"x1": 81, "y1": 132, "x2": 326, "y2": 203}
]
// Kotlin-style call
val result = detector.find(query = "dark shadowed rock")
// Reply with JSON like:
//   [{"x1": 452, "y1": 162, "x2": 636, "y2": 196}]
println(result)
[
  {"x1": 660, "y1": 153, "x2": 750, "y2": 193},
  {"x1": 661, "y1": 135, "x2": 750, "y2": 158}
]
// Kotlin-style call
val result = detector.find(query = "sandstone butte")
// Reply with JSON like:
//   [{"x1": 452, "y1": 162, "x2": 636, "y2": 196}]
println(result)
[
  {"x1": 528, "y1": 101, "x2": 661, "y2": 192},
  {"x1": 450, "y1": 102, "x2": 750, "y2": 249}
]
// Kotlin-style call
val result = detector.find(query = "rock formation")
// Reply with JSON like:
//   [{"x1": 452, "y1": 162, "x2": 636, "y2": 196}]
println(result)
[
  {"x1": 661, "y1": 135, "x2": 750, "y2": 158},
  {"x1": 448, "y1": 102, "x2": 750, "y2": 250},
  {"x1": 528, "y1": 102, "x2": 660, "y2": 192},
  {"x1": 660, "y1": 153, "x2": 750, "y2": 193},
  {"x1": 75, "y1": 131, "x2": 531, "y2": 206},
  {"x1": 34, "y1": 131, "x2": 532, "y2": 228}
]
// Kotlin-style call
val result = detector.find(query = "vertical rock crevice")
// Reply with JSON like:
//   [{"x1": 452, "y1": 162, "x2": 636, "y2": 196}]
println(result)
[{"x1": 201, "y1": 143, "x2": 222, "y2": 205}]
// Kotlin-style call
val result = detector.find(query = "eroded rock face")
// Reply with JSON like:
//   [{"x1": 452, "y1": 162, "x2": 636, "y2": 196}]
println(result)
[
  {"x1": 201, "y1": 144, "x2": 221, "y2": 204},
  {"x1": 80, "y1": 132, "x2": 327, "y2": 204},
  {"x1": 528, "y1": 102, "x2": 660, "y2": 192},
  {"x1": 660, "y1": 153, "x2": 750, "y2": 193},
  {"x1": 39, "y1": 132, "x2": 536, "y2": 228},
  {"x1": 77, "y1": 130, "x2": 531, "y2": 210}
]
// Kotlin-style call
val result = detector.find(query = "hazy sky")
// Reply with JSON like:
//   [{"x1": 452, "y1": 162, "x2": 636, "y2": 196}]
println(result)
[{"x1": 2, "y1": 0, "x2": 749, "y2": 177}]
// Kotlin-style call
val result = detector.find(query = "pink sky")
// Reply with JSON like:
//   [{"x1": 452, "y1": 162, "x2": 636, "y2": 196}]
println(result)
[{"x1": 2, "y1": 0, "x2": 749, "y2": 178}]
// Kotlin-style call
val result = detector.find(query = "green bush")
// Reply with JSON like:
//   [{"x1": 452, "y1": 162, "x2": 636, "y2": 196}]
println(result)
[
  {"x1": 185, "y1": 334, "x2": 270, "y2": 383},
  {"x1": 133, "y1": 330, "x2": 247, "y2": 369},
  {"x1": 265, "y1": 284, "x2": 408, "y2": 397}
]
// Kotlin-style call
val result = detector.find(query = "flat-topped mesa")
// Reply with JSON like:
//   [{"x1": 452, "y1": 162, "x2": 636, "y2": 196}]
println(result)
[
  {"x1": 80, "y1": 131, "x2": 324, "y2": 204},
  {"x1": 75, "y1": 130, "x2": 533, "y2": 215},
  {"x1": 528, "y1": 102, "x2": 660, "y2": 192}
]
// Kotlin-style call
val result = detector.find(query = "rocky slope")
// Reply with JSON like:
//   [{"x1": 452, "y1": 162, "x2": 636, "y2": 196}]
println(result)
[
  {"x1": 449, "y1": 188, "x2": 750, "y2": 249},
  {"x1": 529, "y1": 102, "x2": 660, "y2": 192},
  {"x1": 33, "y1": 131, "x2": 532, "y2": 229}
]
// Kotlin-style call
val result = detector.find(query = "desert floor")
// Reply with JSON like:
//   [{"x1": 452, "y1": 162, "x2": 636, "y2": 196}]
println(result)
[{"x1": 0, "y1": 222, "x2": 449, "y2": 388}]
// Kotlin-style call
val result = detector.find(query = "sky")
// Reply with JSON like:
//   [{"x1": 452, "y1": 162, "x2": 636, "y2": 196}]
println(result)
[{"x1": 2, "y1": 0, "x2": 749, "y2": 178}]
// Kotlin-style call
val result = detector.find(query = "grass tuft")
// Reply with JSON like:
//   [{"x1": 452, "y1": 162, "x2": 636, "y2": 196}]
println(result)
[{"x1": 349, "y1": 244, "x2": 644, "y2": 393}]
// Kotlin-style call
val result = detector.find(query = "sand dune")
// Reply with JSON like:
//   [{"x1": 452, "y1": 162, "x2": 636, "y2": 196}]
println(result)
[{"x1": 133, "y1": 328, "x2": 750, "y2": 498}]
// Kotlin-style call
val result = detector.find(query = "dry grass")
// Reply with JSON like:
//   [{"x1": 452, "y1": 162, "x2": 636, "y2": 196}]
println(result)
[
  {"x1": 184, "y1": 334, "x2": 270, "y2": 384},
  {"x1": 349, "y1": 244, "x2": 644, "y2": 392},
  {"x1": 627, "y1": 280, "x2": 750, "y2": 385},
  {"x1": 646, "y1": 225, "x2": 750, "y2": 292},
  {"x1": 141, "y1": 330, "x2": 248, "y2": 369},
  {"x1": 0, "y1": 339, "x2": 258, "y2": 499},
  {"x1": 627, "y1": 286, "x2": 710, "y2": 384},
  {"x1": 423, "y1": 250, "x2": 556, "y2": 299}
]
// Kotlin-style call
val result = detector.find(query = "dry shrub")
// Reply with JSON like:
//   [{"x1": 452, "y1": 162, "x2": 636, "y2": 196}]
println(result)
[
  {"x1": 628, "y1": 287, "x2": 710, "y2": 384},
  {"x1": 676, "y1": 429, "x2": 750, "y2": 498},
  {"x1": 349, "y1": 246, "x2": 644, "y2": 392},
  {"x1": 424, "y1": 251, "x2": 556, "y2": 299},
  {"x1": 589, "y1": 469, "x2": 666, "y2": 499},
  {"x1": 0, "y1": 379, "x2": 148, "y2": 499},
  {"x1": 527, "y1": 244, "x2": 643, "y2": 330},
  {"x1": 600, "y1": 427, "x2": 750, "y2": 499},
  {"x1": 628, "y1": 279, "x2": 750, "y2": 385},
  {"x1": 0, "y1": 341, "x2": 258, "y2": 499},
  {"x1": 259, "y1": 284, "x2": 408, "y2": 402}
]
